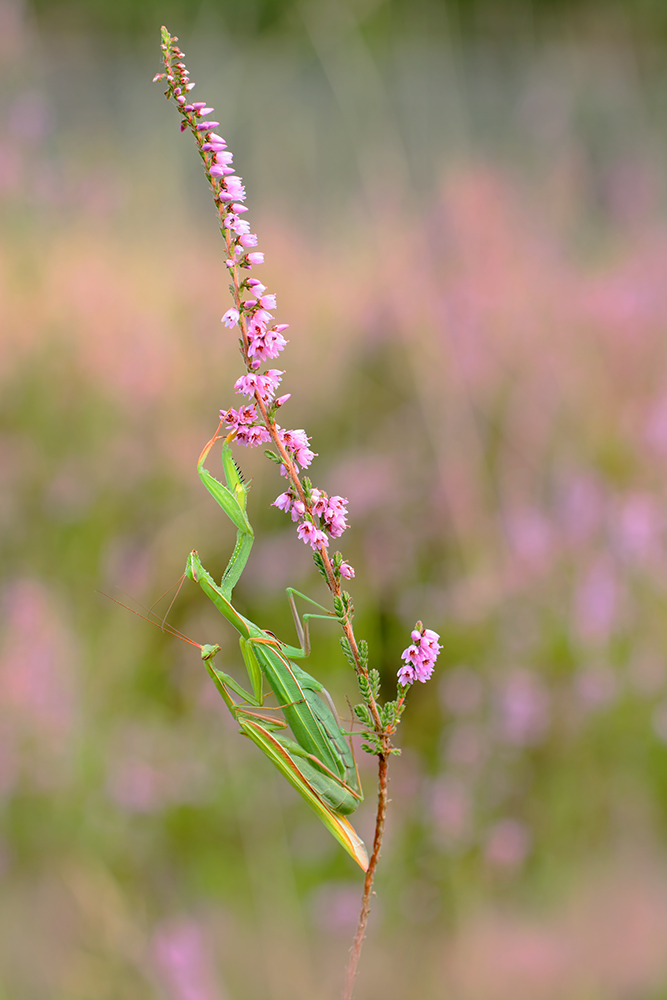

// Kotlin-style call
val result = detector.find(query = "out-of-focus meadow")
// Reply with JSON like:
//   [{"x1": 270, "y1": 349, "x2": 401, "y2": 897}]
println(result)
[{"x1": 6, "y1": 0, "x2": 667, "y2": 996}]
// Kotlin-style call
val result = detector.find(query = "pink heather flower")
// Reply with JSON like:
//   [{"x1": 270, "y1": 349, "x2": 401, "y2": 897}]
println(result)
[
  {"x1": 322, "y1": 495, "x2": 349, "y2": 537},
  {"x1": 275, "y1": 394, "x2": 291, "y2": 407},
  {"x1": 221, "y1": 177, "x2": 246, "y2": 202},
  {"x1": 273, "y1": 492, "x2": 293, "y2": 512},
  {"x1": 226, "y1": 217, "x2": 250, "y2": 235},
  {"x1": 294, "y1": 443, "x2": 315, "y2": 470},
  {"x1": 234, "y1": 374, "x2": 256, "y2": 397},
  {"x1": 261, "y1": 369, "x2": 284, "y2": 397},
  {"x1": 246, "y1": 279, "x2": 266, "y2": 296},
  {"x1": 221, "y1": 307, "x2": 239, "y2": 327},
  {"x1": 210, "y1": 164, "x2": 234, "y2": 178},
  {"x1": 248, "y1": 317, "x2": 268, "y2": 340},
  {"x1": 310, "y1": 489, "x2": 329, "y2": 516},
  {"x1": 247, "y1": 327, "x2": 289, "y2": 363},
  {"x1": 266, "y1": 329, "x2": 289, "y2": 357},
  {"x1": 324, "y1": 510, "x2": 348, "y2": 537},
  {"x1": 290, "y1": 500, "x2": 306, "y2": 522},
  {"x1": 246, "y1": 339, "x2": 265, "y2": 362},
  {"x1": 297, "y1": 522, "x2": 329, "y2": 550},
  {"x1": 252, "y1": 308, "x2": 273, "y2": 327},
  {"x1": 239, "y1": 233, "x2": 258, "y2": 248},
  {"x1": 328, "y1": 495, "x2": 348, "y2": 512},
  {"x1": 234, "y1": 369, "x2": 284, "y2": 402},
  {"x1": 222, "y1": 404, "x2": 257, "y2": 429},
  {"x1": 258, "y1": 293, "x2": 277, "y2": 310},
  {"x1": 340, "y1": 561, "x2": 355, "y2": 579},
  {"x1": 236, "y1": 425, "x2": 271, "y2": 447},
  {"x1": 278, "y1": 428, "x2": 315, "y2": 472},
  {"x1": 398, "y1": 622, "x2": 442, "y2": 685},
  {"x1": 245, "y1": 252, "x2": 264, "y2": 265}
]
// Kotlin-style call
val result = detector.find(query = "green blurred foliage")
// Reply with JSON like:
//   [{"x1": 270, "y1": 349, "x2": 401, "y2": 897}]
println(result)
[{"x1": 23, "y1": 0, "x2": 667, "y2": 47}]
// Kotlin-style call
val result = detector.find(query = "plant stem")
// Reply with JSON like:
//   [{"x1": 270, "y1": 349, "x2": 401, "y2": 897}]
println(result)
[{"x1": 342, "y1": 752, "x2": 389, "y2": 1000}]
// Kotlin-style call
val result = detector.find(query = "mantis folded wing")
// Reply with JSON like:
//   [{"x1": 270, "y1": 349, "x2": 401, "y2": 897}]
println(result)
[{"x1": 186, "y1": 429, "x2": 368, "y2": 870}]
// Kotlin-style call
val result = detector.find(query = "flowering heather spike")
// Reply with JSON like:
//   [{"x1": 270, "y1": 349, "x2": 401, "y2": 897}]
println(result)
[{"x1": 156, "y1": 29, "x2": 363, "y2": 570}]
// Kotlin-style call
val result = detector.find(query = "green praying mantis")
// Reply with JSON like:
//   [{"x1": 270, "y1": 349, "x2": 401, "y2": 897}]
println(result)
[{"x1": 184, "y1": 426, "x2": 368, "y2": 871}]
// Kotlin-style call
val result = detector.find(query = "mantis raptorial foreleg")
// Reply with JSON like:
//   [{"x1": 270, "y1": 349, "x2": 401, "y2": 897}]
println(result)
[{"x1": 185, "y1": 430, "x2": 367, "y2": 870}]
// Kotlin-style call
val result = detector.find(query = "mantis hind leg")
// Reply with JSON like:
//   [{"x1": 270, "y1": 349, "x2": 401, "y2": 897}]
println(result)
[{"x1": 284, "y1": 587, "x2": 338, "y2": 658}]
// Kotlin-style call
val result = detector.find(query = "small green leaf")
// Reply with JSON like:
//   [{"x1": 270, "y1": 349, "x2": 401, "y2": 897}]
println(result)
[
  {"x1": 382, "y1": 701, "x2": 401, "y2": 728},
  {"x1": 353, "y1": 704, "x2": 372, "y2": 726},
  {"x1": 361, "y1": 733, "x2": 383, "y2": 756},
  {"x1": 312, "y1": 551, "x2": 328, "y2": 581},
  {"x1": 340, "y1": 636, "x2": 356, "y2": 667}
]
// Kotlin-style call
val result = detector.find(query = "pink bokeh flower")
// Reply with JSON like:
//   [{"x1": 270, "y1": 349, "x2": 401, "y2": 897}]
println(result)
[{"x1": 152, "y1": 918, "x2": 223, "y2": 1000}]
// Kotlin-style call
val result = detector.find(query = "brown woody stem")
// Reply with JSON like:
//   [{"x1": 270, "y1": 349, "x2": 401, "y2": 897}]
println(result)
[{"x1": 342, "y1": 753, "x2": 389, "y2": 1000}]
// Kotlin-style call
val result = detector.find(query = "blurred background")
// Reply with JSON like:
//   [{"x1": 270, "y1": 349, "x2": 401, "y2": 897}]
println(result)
[{"x1": 5, "y1": 0, "x2": 667, "y2": 996}]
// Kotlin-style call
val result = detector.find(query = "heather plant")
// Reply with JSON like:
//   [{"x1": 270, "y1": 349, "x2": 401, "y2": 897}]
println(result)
[{"x1": 153, "y1": 26, "x2": 441, "y2": 996}]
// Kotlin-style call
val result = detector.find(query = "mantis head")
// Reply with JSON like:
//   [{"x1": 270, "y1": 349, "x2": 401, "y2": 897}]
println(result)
[{"x1": 201, "y1": 643, "x2": 222, "y2": 661}]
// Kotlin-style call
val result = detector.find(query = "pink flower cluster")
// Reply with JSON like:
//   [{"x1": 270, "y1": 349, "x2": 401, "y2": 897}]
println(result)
[
  {"x1": 222, "y1": 282, "x2": 289, "y2": 367},
  {"x1": 158, "y1": 40, "x2": 289, "y2": 368},
  {"x1": 220, "y1": 369, "x2": 293, "y2": 447},
  {"x1": 158, "y1": 32, "x2": 354, "y2": 574},
  {"x1": 221, "y1": 407, "x2": 315, "y2": 474},
  {"x1": 273, "y1": 488, "x2": 354, "y2": 570},
  {"x1": 398, "y1": 623, "x2": 441, "y2": 685}
]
